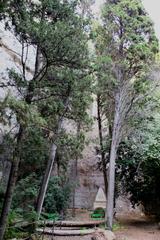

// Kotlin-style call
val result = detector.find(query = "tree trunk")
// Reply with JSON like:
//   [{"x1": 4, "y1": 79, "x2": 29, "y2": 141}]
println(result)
[
  {"x1": 106, "y1": 139, "x2": 116, "y2": 230},
  {"x1": 97, "y1": 95, "x2": 108, "y2": 196},
  {"x1": 35, "y1": 97, "x2": 70, "y2": 219},
  {"x1": 72, "y1": 123, "x2": 80, "y2": 217},
  {"x1": 0, "y1": 127, "x2": 23, "y2": 240},
  {"x1": 0, "y1": 162, "x2": 19, "y2": 240},
  {"x1": 106, "y1": 101, "x2": 120, "y2": 230},
  {"x1": 35, "y1": 143, "x2": 57, "y2": 218},
  {"x1": 72, "y1": 158, "x2": 78, "y2": 217},
  {"x1": 102, "y1": 159, "x2": 108, "y2": 198}
]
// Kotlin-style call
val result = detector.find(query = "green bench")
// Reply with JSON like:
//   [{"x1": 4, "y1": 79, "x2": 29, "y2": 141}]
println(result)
[{"x1": 90, "y1": 208, "x2": 105, "y2": 220}]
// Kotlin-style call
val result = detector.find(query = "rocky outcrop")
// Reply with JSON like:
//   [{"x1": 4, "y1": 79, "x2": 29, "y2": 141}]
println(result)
[{"x1": 91, "y1": 229, "x2": 116, "y2": 240}]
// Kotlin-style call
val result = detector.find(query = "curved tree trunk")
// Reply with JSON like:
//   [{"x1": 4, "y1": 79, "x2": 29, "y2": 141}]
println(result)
[
  {"x1": 35, "y1": 143, "x2": 57, "y2": 218},
  {"x1": 35, "y1": 96, "x2": 70, "y2": 219}
]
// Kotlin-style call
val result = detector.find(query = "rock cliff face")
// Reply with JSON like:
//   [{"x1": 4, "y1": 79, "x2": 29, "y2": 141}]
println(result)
[
  {"x1": 74, "y1": 153, "x2": 104, "y2": 209},
  {"x1": 68, "y1": 101, "x2": 106, "y2": 210}
]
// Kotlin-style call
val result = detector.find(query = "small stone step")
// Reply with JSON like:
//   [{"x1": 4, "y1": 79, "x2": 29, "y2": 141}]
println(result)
[
  {"x1": 40, "y1": 220, "x2": 105, "y2": 227},
  {"x1": 37, "y1": 228, "x2": 96, "y2": 236}
]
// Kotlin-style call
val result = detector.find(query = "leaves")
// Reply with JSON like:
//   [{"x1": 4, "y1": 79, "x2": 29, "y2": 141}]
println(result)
[
  {"x1": 44, "y1": 176, "x2": 71, "y2": 214},
  {"x1": 117, "y1": 114, "x2": 160, "y2": 216}
]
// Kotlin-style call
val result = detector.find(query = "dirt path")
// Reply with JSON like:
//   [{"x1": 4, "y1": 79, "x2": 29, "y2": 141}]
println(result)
[
  {"x1": 43, "y1": 210, "x2": 160, "y2": 240},
  {"x1": 115, "y1": 214, "x2": 160, "y2": 240}
]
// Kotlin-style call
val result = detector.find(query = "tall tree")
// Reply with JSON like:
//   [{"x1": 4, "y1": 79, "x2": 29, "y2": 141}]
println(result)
[
  {"x1": 0, "y1": 0, "x2": 91, "y2": 238},
  {"x1": 94, "y1": 0, "x2": 158, "y2": 229}
]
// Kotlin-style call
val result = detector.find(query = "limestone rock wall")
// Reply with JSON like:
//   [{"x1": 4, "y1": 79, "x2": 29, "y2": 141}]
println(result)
[
  {"x1": 74, "y1": 157, "x2": 104, "y2": 209},
  {"x1": 68, "y1": 101, "x2": 106, "y2": 210}
]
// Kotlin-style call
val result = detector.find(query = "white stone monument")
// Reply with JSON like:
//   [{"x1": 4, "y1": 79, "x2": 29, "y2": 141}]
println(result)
[{"x1": 93, "y1": 187, "x2": 106, "y2": 210}]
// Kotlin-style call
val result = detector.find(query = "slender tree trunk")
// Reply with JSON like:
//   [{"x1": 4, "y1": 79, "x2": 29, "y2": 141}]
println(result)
[
  {"x1": 72, "y1": 158, "x2": 78, "y2": 217},
  {"x1": 35, "y1": 139, "x2": 58, "y2": 220},
  {"x1": 97, "y1": 95, "x2": 108, "y2": 196},
  {"x1": 0, "y1": 127, "x2": 23, "y2": 240},
  {"x1": 102, "y1": 158, "x2": 108, "y2": 197},
  {"x1": 106, "y1": 97, "x2": 120, "y2": 230},
  {"x1": 35, "y1": 143, "x2": 57, "y2": 218},
  {"x1": 72, "y1": 123, "x2": 80, "y2": 217},
  {"x1": 35, "y1": 112, "x2": 66, "y2": 219},
  {"x1": 106, "y1": 138, "x2": 116, "y2": 230},
  {"x1": 35, "y1": 94, "x2": 70, "y2": 219}
]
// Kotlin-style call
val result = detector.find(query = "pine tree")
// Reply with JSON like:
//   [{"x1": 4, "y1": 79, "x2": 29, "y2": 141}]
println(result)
[
  {"x1": 94, "y1": 0, "x2": 158, "y2": 229},
  {"x1": 0, "y1": 0, "x2": 92, "y2": 238}
]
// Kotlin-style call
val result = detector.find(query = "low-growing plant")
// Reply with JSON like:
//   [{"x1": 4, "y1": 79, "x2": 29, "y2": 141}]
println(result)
[
  {"x1": 44, "y1": 176, "x2": 71, "y2": 215},
  {"x1": 4, "y1": 210, "x2": 27, "y2": 239}
]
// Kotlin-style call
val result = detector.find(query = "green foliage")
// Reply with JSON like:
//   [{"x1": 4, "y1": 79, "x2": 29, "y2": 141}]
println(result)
[
  {"x1": 56, "y1": 131, "x2": 86, "y2": 171},
  {"x1": 6, "y1": 0, "x2": 89, "y2": 67},
  {"x1": 41, "y1": 212, "x2": 60, "y2": 221},
  {"x1": 93, "y1": 2, "x2": 159, "y2": 225},
  {"x1": 12, "y1": 174, "x2": 39, "y2": 211},
  {"x1": 0, "y1": 0, "x2": 92, "y2": 161},
  {"x1": 19, "y1": 127, "x2": 49, "y2": 178},
  {"x1": 44, "y1": 176, "x2": 71, "y2": 214},
  {"x1": 0, "y1": 1, "x2": 92, "y2": 239},
  {"x1": 117, "y1": 115, "x2": 160, "y2": 217},
  {"x1": 4, "y1": 210, "x2": 27, "y2": 240},
  {"x1": 0, "y1": 0, "x2": 92, "y2": 131},
  {"x1": 6, "y1": 97, "x2": 47, "y2": 127},
  {"x1": 112, "y1": 222, "x2": 123, "y2": 231},
  {"x1": 10, "y1": 174, "x2": 71, "y2": 225},
  {"x1": 94, "y1": 0, "x2": 159, "y2": 124}
]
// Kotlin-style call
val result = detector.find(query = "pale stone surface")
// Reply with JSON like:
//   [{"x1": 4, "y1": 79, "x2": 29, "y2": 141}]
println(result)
[
  {"x1": 115, "y1": 195, "x2": 143, "y2": 214},
  {"x1": 37, "y1": 228, "x2": 95, "y2": 236},
  {"x1": 94, "y1": 187, "x2": 106, "y2": 210},
  {"x1": 68, "y1": 110, "x2": 107, "y2": 209},
  {"x1": 103, "y1": 230, "x2": 116, "y2": 240},
  {"x1": 92, "y1": 229, "x2": 116, "y2": 240}
]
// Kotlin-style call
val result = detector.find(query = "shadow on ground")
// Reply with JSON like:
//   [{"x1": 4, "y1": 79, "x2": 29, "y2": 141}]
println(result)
[{"x1": 115, "y1": 214, "x2": 160, "y2": 240}]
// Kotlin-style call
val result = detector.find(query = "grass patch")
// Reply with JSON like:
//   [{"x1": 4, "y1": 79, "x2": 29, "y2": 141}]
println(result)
[{"x1": 113, "y1": 222, "x2": 124, "y2": 231}]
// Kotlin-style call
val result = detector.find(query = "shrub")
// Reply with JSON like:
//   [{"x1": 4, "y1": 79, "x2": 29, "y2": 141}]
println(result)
[{"x1": 44, "y1": 176, "x2": 71, "y2": 215}]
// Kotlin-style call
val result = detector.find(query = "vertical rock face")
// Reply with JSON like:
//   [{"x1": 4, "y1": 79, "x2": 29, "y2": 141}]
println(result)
[
  {"x1": 74, "y1": 158, "x2": 104, "y2": 209},
  {"x1": 68, "y1": 101, "x2": 105, "y2": 210}
]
